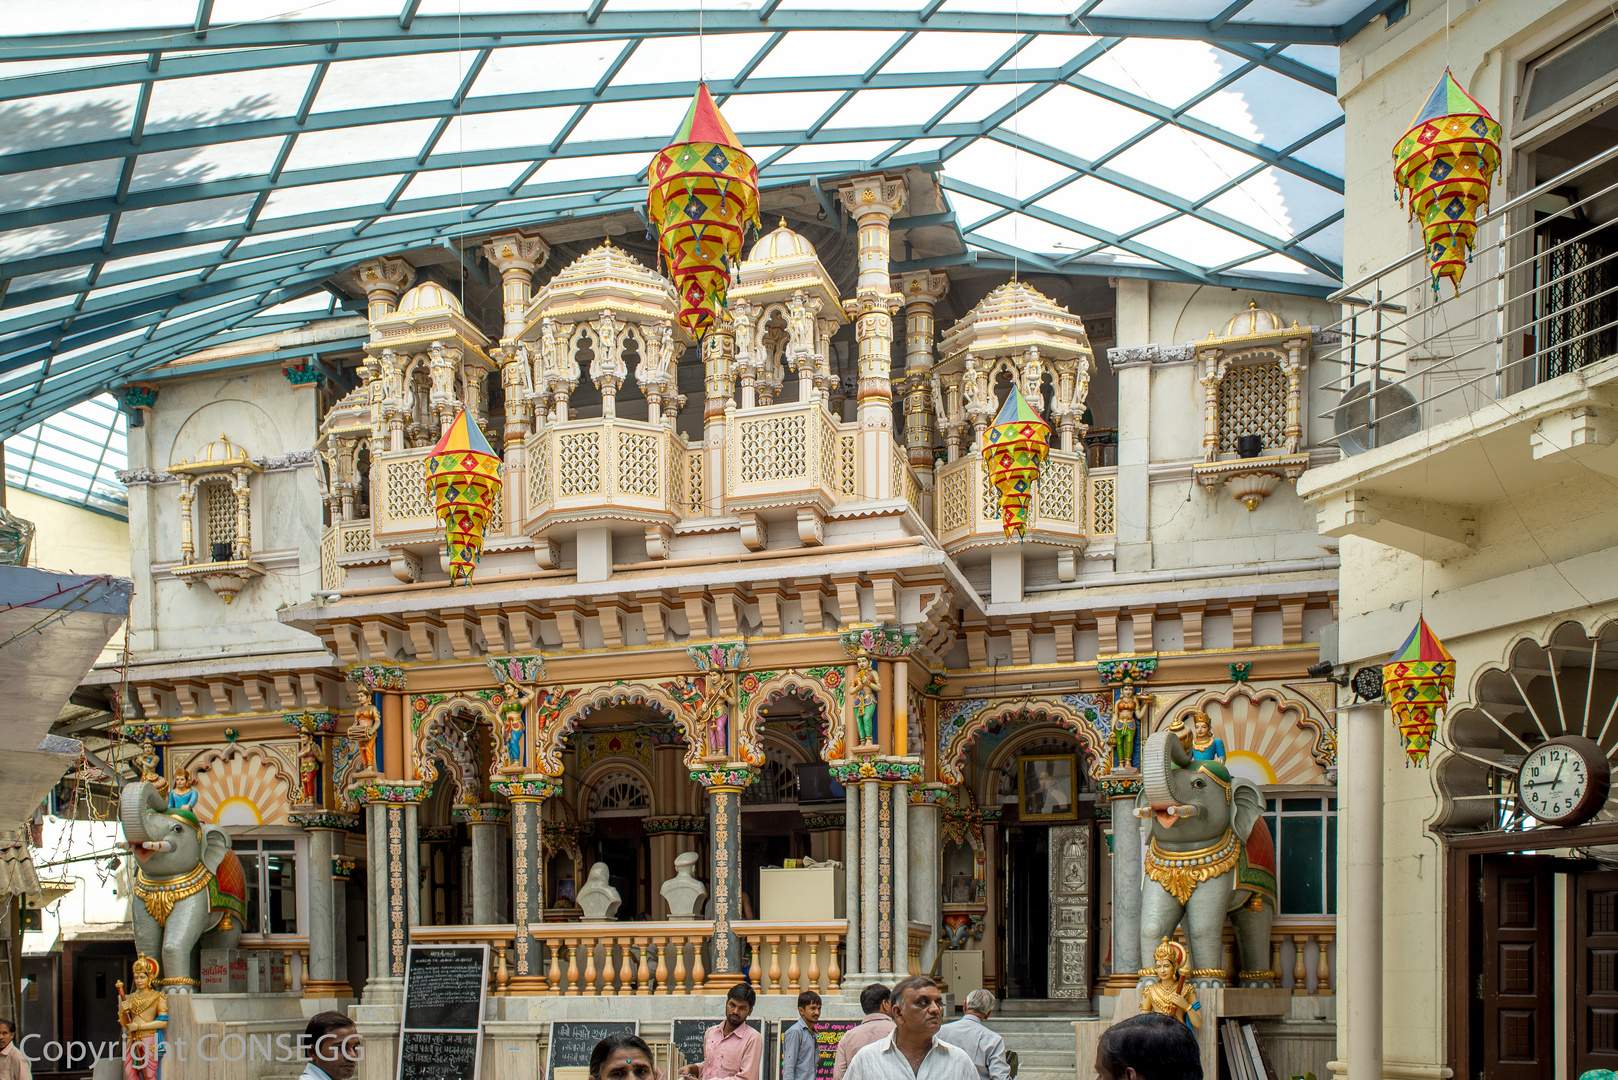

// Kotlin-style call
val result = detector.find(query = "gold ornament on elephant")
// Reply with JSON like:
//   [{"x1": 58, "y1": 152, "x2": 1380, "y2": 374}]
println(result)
[
  {"x1": 1143, "y1": 828, "x2": 1241, "y2": 906},
  {"x1": 133, "y1": 863, "x2": 212, "y2": 926}
]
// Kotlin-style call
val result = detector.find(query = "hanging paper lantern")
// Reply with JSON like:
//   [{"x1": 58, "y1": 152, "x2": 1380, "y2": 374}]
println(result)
[
  {"x1": 424, "y1": 411, "x2": 502, "y2": 585},
  {"x1": 1382, "y1": 617, "x2": 1456, "y2": 766},
  {"x1": 647, "y1": 83, "x2": 760, "y2": 340},
  {"x1": 980, "y1": 384, "x2": 1052, "y2": 540},
  {"x1": 1392, "y1": 68, "x2": 1502, "y2": 295}
]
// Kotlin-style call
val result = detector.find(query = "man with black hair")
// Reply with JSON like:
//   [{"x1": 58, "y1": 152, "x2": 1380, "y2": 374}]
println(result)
[
  {"x1": 1094, "y1": 1014, "x2": 1201, "y2": 1080},
  {"x1": 782, "y1": 990, "x2": 822, "y2": 1080},
  {"x1": 831, "y1": 983, "x2": 894, "y2": 1080},
  {"x1": 680, "y1": 983, "x2": 761, "y2": 1080},
  {"x1": 301, "y1": 1011, "x2": 362, "y2": 1080},
  {"x1": 0, "y1": 1019, "x2": 30, "y2": 1080},
  {"x1": 845, "y1": 976, "x2": 975, "y2": 1080}
]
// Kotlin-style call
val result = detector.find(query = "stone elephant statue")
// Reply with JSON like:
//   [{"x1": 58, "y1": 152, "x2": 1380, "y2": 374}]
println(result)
[
  {"x1": 1134, "y1": 730, "x2": 1276, "y2": 988},
  {"x1": 120, "y1": 781, "x2": 246, "y2": 989}
]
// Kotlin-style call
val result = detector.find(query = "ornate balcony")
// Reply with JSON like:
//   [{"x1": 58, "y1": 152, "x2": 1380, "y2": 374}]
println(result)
[
  {"x1": 524, "y1": 418, "x2": 691, "y2": 557},
  {"x1": 724, "y1": 401, "x2": 847, "y2": 546},
  {"x1": 933, "y1": 447, "x2": 1092, "y2": 554}
]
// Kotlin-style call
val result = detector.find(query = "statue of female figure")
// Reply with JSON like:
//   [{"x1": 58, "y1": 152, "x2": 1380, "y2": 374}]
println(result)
[
  {"x1": 297, "y1": 733, "x2": 322, "y2": 804},
  {"x1": 500, "y1": 682, "x2": 537, "y2": 770},
  {"x1": 118, "y1": 955, "x2": 167, "y2": 1080},
  {"x1": 135, "y1": 740, "x2": 167, "y2": 796},
  {"x1": 349, "y1": 700, "x2": 381, "y2": 776},
  {"x1": 167, "y1": 768, "x2": 197, "y2": 813},
  {"x1": 850, "y1": 654, "x2": 881, "y2": 747},
  {"x1": 1111, "y1": 687, "x2": 1138, "y2": 770},
  {"x1": 692, "y1": 674, "x2": 738, "y2": 758},
  {"x1": 1187, "y1": 710, "x2": 1226, "y2": 762},
  {"x1": 1138, "y1": 937, "x2": 1199, "y2": 1028}
]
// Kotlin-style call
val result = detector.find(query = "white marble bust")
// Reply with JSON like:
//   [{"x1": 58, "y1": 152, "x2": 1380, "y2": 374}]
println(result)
[
  {"x1": 659, "y1": 850, "x2": 708, "y2": 919},
  {"x1": 577, "y1": 861, "x2": 622, "y2": 920}
]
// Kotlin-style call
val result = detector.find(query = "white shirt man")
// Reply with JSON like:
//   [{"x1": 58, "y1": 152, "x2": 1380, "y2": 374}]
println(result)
[{"x1": 846, "y1": 978, "x2": 976, "y2": 1080}]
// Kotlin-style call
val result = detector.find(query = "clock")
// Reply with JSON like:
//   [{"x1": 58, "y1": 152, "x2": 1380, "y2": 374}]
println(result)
[{"x1": 1516, "y1": 735, "x2": 1611, "y2": 827}]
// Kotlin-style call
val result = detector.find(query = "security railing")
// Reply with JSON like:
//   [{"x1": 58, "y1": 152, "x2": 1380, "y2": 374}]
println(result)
[{"x1": 1318, "y1": 142, "x2": 1618, "y2": 451}]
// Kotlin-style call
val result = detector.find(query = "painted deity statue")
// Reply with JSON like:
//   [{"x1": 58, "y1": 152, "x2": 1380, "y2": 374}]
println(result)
[
  {"x1": 500, "y1": 682, "x2": 537, "y2": 770},
  {"x1": 1111, "y1": 686, "x2": 1139, "y2": 770},
  {"x1": 117, "y1": 954, "x2": 167, "y2": 1080},
  {"x1": 1139, "y1": 937, "x2": 1199, "y2": 1028},
  {"x1": 349, "y1": 700, "x2": 380, "y2": 776},
  {"x1": 1172, "y1": 710, "x2": 1226, "y2": 762},
  {"x1": 692, "y1": 674, "x2": 738, "y2": 758},
  {"x1": 135, "y1": 740, "x2": 167, "y2": 797},
  {"x1": 297, "y1": 733, "x2": 322, "y2": 804},
  {"x1": 850, "y1": 654, "x2": 880, "y2": 747},
  {"x1": 166, "y1": 769, "x2": 197, "y2": 814}
]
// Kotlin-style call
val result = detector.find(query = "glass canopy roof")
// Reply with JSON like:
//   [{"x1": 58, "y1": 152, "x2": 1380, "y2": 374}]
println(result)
[{"x1": 0, "y1": 0, "x2": 1393, "y2": 502}]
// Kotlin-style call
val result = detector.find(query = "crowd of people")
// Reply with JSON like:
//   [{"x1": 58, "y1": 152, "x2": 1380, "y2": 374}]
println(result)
[{"x1": 291, "y1": 976, "x2": 1201, "y2": 1080}]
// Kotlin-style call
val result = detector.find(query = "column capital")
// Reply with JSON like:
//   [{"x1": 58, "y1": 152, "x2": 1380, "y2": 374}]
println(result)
[
  {"x1": 482, "y1": 230, "x2": 551, "y2": 275},
  {"x1": 452, "y1": 802, "x2": 512, "y2": 824},
  {"x1": 837, "y1": 174, "x2": 908, "y2": 220},
  {"x1": 349, "y1": 780, "x2": 427, "y2": 806},
  {"x1": 830, "y1": 757, "x2": 921, "y2": 784},
  {"x1": 1098, "y1": 772, "x2": 1144, "y2": 799},
  {"x1": 691, "y1": 765, "x2": 757, "y2": 790},
  {"x1": 351, "y1": 256, "x2": 415, "y2": 298},
  {"x1": 892, "y1": 270, "x2": 950, "y2": 307},
  {"x1": 288, "y1": 810, "x2": 362, "y2": 831},
  {"x1": 840, "y1": 623, "x2": 920, "y2": 658},
  {"x1": 346, "y1": 663, "x2": 408, "y2": 691},
  {"x1": 491, "y1": 774, "x2": 563, "y2": 801}
]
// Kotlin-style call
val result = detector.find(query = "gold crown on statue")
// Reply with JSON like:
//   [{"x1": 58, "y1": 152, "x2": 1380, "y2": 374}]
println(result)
[
  {"x1": 1153, "y1": 938, "x2": 1188, "y2": 974},
  {"x1": 133, "y1": 955, "x2": 160, "y2": 979}
]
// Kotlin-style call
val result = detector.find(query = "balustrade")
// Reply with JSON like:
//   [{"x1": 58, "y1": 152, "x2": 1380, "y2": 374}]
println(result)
[
  {"x1": 934, "y1": 448, "x2": 1090, "y2": 551},
  {"x1": 372, "y1": 445, "x2": 503, "y2": 547},
  {"x1": 525, "y1": 419, "x2": 688, "y2": 530},
  {"x1": 1203, "y1": 921, "x2": 1334, "y2": 995},
  {"x1": 238, "y1": 938, "x2": 308, "y2": 994},
  {"x1": 725, "y1": 401, "x2": 845, "y2": 514},
  {"x1": 319, "y1": 519, "x2": 376, "y2": 590}
]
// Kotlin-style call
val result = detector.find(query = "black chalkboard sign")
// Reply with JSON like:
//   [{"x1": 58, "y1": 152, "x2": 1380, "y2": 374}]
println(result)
[
  {"x1": 547, "y1": 1021, "x2": 640, "y2": 1080},
  {"x1": 670, "y1": 1018, "x2": 766, "y2": 1073},
  {"x1": 399, "y1": 1031, "x2": 480, "y2": 1080},
  {"x1": 403, "y1": 947, "x2": 488, "y2": 1031},
  {"x1": 397, "y1": 944, "x2": 488, "y2": 1080},
  {"x1": 813, "y1": 1021, "x2": 861, "y2": 1080}
]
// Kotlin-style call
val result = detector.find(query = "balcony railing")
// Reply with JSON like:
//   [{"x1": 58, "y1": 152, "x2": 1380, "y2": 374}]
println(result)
[
  {"x1": 726, "y1": 401, "x2": 844, "y2": 514},
  {"x1": 525, "y1": 419, "x2": 689, "y2": 530},
  {"x1": 372, "y1": 446, "x2": 503, "y2": 546},
  {"x1": 1319, "y1": 142, "x2": 1618, "y2": 450},
  {"x1": 319, "y1": 519, "x2": 375, "y2": 590},
  {"x1": 411, "y1": 920, "x2": 849, "y2": 996},
  {"x1": 933, "y1": 449, "x2": 1090, "y2": 551}
]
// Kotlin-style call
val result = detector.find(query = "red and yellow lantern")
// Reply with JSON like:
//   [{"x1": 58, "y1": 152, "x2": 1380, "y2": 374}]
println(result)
[
  {"x1": 981, "y1": 384, "x2": 1051, "y2": 540},
  {"x1": 1392, "y1": 68, "x2": 1502, "y2": 295},
  {"x1": 647, "y1": 84, "x2": 760, "y2": 340},
  {"x1": 1382, "y1": 617, "x2": 1455, "y2": 766},
  {"x1": 424, "y1": 411, "x2": 502, "y2": 585}
]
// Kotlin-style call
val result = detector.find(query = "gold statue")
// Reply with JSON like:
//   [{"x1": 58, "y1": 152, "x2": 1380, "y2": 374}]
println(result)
[
  {"x1": 1139, "y1": 937, "x2": 1199, "y2": 1028},
  {"x1": 349, "y1": 700, "x2": 380, "y2": 776},
  {"x1": 136, "y1": 740, "x2": 168, "y2": 796},
  {"x1": 117, "y1": 955, "x2": 167, "y2": 1080}
]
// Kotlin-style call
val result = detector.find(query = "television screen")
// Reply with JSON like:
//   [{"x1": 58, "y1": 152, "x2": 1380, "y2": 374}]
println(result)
[{"x1": 795, "y1": 762, "x2": 845, "y2": 804}]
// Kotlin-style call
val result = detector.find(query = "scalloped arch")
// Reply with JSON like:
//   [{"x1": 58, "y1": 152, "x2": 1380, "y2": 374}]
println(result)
[
  {"x1": 1159, "y1": 687, "x2": 1333, "y2": 786},
  {"x1": 747, "y1": 670, "x2": 844, "y2": 762},
  {"x1": 184, "y1": 743, "x2": 296, "y2": 825},
  {"x1": 547, "y1": 681, "x2": 701, "y2": 774},
  {"x1": 938, "y1": 693, "x2": 1110, "y2": 786},
  {"x1": 414, "y1": 702, "x2": 490, "y2": 806}
]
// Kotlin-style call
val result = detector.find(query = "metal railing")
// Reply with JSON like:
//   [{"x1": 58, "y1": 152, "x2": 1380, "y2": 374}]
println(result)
[{"x1": 1318, "y1": 142, "x2": 1618, "y2": 450}]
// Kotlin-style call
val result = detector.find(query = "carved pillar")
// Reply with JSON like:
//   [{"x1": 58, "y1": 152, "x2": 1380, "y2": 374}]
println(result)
[
  {"x1": 1198, "y1": 350, "x2": 1226, "y2": 463},
  {"x1": 352, "y1": 257, "x2": 415, "y2": 324},
  {"x1": 838, "y1": 176, "x2": 908, "y2": 500},
  {"x1": 1283, "y1": 335, "x2": 1307, "y2": 453},
  {"x1": 482, "y1": 231, "x2": 550, "y2": 341},
  {"x1": 907, "y1": 788, "x2": 946, "y2": 976},
  {"x1": 290, "y1": 818, "x2": 358, "y2": 998},
  {"x1": 231, "y1": 465, "x2": 251, "y2": 560},
  {"x1": 888, "y1": 777, "x2": 908, "y2": 977},
  {"x1": 844, "y1": 780, "x2": 861, "y2": 976},
  {"x1": 1104, "y1": 776, "x2": 1144, "y2": 988},
  {"x1": 862, "y1": 775, "x2": 881, "y2": 974},
  {"x1": 459, "y1": 805, "x2": 510, "y2": 924},
  {"x1": 493, "y1": 776, "x2": 556, "y2": 993},
  {"x1": 702, "y1": 318, "x2": 735, "y2": 517},
  {"x1": 358, "y1": 786, "x2": 424, "y2": 1002},
  {"x1": 893, "y1": 270, "x2": 948, "y2": 515},
  {"x1": 697, "y1": 770, "x2": 755, "y2": 975},
  {"x1": 177, "y1": 477, "x2": 196, "y2": 565}
]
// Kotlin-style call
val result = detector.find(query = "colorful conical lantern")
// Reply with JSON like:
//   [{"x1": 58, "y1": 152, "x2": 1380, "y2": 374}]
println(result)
[
  {"x1": 1382, "y1": 617, "x2": 1456, "y2": 766},
  {"x1": 647, "y1": 83, "x2": 760, "y2": 340},
  {"x1": 424, "y1": 411, "x2": 502, "y2": 585},
  {"x1": 1392, "y1": 68, "x2": 1502, "y2": 295},
  {"x1": 981, "y1": 384, "x2": 1052, "y2": 540}
]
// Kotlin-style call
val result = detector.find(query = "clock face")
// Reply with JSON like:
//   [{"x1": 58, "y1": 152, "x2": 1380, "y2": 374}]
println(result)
[{"x1": 1517, "y1": 738, "x2": 1609, "y2": 826}]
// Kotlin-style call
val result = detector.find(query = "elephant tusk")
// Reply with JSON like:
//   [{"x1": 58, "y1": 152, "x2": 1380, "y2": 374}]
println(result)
[
  {"x1": 1166, "y1": 804, "x2": 1201, "y2": 818},
  {"x1": 123, "y1": 840, "x2": 176, "y2": 852}
]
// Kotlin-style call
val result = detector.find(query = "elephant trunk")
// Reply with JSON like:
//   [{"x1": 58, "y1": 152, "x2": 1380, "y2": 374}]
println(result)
[
  {"x1": 120, "y1": 782, "x2": 169, "y2": 859},
  {"x1": 1142, "y1": 730, "x2": 1195, "y2": 828}
]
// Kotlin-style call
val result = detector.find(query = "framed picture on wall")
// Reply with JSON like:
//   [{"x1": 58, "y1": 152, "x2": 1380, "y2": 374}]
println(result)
[{"x1": 1018, "y1": 754, "x2": 1078, "y2": 822}]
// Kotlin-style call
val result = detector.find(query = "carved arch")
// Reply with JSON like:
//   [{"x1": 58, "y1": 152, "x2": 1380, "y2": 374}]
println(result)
[
  {"x1": 411, "y1": 695, "x2": 497, "y2": 801},
  {"x1": 744, "y1": 668, "x2": 845, "y2": 762},
  {"x1": 183, "y1": 743, "x2": 297, "y2": 825},
  {"x1": 544, "y1": 681, "x2": 700, "y2": 774},
  {"x1": 579, "y1": 759, "x2": 654, "y2": 822},
  {"x1": 938, "y1": 692, "x2": 1110, "y2": 785},
  {"x1": 1155, "y1": 686, "x2": 1333, "y2": 786},
  {"x1": 979, "y1": 723, "x2": 1089, "y2": 807}
]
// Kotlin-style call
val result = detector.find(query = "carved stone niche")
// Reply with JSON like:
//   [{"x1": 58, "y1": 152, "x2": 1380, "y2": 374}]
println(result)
[{"x1": 167, "y1": 435, "x2": 264, "y2": 604}]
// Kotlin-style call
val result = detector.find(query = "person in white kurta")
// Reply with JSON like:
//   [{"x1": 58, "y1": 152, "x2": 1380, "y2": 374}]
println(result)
[{"x1": 845, "y1": 978, "x2": 977, "y2": 1080}]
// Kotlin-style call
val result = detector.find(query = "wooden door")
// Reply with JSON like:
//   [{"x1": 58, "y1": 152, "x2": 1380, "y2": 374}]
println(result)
[
  {"x1": 1478, "y1": 855, "x2": 1553, "y2": 1080},
  {"x1": 1574, "y1": 870, "x2": 1618, "y2": 1075}
]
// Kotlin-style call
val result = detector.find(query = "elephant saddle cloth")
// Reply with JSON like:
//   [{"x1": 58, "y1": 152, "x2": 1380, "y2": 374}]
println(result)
[
  {"x1": 1236, "y1": 818, "x2": 1277, "y2": 906},
  {"x1": 209, "y1": 850, "x2": 249, "y2": 929}
]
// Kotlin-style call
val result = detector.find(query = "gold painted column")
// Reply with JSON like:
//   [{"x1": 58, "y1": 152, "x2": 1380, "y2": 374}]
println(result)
[{"x1": 838, "y1": 176, "x2": 908, "y2": 501}]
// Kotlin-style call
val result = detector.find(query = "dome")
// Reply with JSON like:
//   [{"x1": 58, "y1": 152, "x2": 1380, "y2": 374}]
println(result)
[
  {"x1": 1220, "y1": 301, "x2": 1284, "y2": 339},
  {"x1": 397, "y1": 281, "x2": 464, "y2": 314},
  {"x1": 173, "y1": 434, "x2": 250, "y2": 470},
  {"x1": 747, "y1": 219, "x2": 816, "y2": 263}
]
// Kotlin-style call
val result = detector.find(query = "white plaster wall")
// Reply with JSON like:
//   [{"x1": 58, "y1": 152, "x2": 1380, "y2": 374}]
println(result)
[{"x1": 127, "y1": 367, "x2": 327, "y2": 661}]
